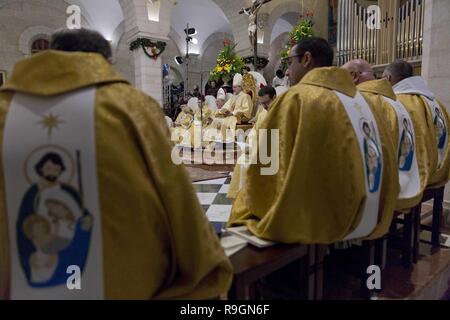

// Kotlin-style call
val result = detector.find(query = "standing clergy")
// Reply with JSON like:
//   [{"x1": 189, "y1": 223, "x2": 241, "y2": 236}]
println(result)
[
  {"x1": 0, "y1": 29, "x2": 232, "y2": 300},
  {"x1": 228, "y1": 38, "x2": 398, "y2": 243},
  {"x1": 384, "y1": 60, "x2": 450, "y2": 188},
  {"x1": 343, "y1": 59, "x2": 422, "y2": 212}
]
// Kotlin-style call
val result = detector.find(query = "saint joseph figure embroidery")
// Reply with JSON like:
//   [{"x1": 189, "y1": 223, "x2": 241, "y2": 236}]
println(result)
[{"x1": 17, "y1": 147, "x2": 93, "y2": 287}]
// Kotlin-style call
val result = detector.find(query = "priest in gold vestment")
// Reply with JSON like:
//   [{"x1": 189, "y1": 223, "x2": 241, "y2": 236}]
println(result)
[
  {"x1": 228, "y1": 38, "x2": 398, "y2": 243},
  {"x1": 343, "y1": 59, "x2": 425, "y2": 210},
  {"x1": 171, "y1": 100, "x2": 197, "y2": 146},
  {"x1": 384, "y1": 60, "x2": 450, "y2": 188},
  {"x1": 0, "y1": 29, "x2": 232, "y2": 300}
]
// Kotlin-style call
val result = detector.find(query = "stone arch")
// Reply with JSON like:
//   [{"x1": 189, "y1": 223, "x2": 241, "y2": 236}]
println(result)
[
  {"x1": 200, "y1": 32, "x2": 235, "y2": 60},
  {"x1": 263, "y1": 0, "x2": 302, "y2": 46},
  {"x1": 110, "y1": 21, "x2": 136, "y2": 83},
  {"x1": 18, "y1": 26, "x2": 54, "y2": 55},
  {"x1": 211, "y1": 0, "x2": 253, "y2": 56},
  {"x1": 167, "y1": 62, "x2": 184, "y2": 85},
  {"x1": 164, "y1": 32, "x2": 185, "y2": 81},
  {"x1": 119, "y1": 0, "x2": 174, "y2": 39},
  {"x1": 111, "y1": 21, "x2": 126, "y2": 61},
  {"x1": 264, "y1": 32, "x2": 290, "y2": 80},
  {"x1": 168, "y1": 27, "x2": 185, "y2": 57},
  {"x1": 200, "y1": 32, "x2": 234, "y2": 89}
]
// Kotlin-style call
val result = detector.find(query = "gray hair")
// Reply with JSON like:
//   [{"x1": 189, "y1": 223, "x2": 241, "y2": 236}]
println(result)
[{"x1": 384, "y1": 60, "x2": 414, "y2": 84}]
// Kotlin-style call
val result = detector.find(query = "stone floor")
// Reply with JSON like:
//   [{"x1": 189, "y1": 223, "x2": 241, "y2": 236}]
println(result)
[
  {"x1": 323, "y1": 244, "x2": 450, "y2": 300},
  {"x1": 323, "y1": 207, "x2": 450, "y2": 300},
  {"x1": 193, "y1": 175, "x2": 233, "y2": 223},
  {"x1": 185, "y1": 165, "x2": 230, "y2": 182}
]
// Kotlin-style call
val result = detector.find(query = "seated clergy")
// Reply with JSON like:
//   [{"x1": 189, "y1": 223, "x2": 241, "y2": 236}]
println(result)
[
  {"x1": 384, "y1": 60, "x2": 450, "y2": 189},
  {"x1": 228, "y1": 86, "x2": 276, "y2": 199},
  {"x1": 217, "y1": 73, "x2": 253, "y2": 123},
  {"x1": 174, "y1": 103, "x2": 196, "y2": 127},
  {"x1": 215, "y1": 87, "x2": 230, "y2": 110},
  {"x1": 190, "y1": 96, "x2": 216, "y2": 148},
  {"x1": 343, "y1": 59, "x2": 422, "y2": 214},
  {"x1": 228, "y1": 37, "x2": 398, "y2": 244},
  {"x1": 0, "y1": 28, "x2": 232, "y2": 300},
  {"x1": 204, "y1": 95, "x2": 218, "y2": 113},
  {"x1": 171, "y1": 98, "x2": 198, "y2": 146}
]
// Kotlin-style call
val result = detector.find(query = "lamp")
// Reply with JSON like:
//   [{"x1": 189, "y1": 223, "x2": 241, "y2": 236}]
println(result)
[
  {"x1": 184, "y1": 27, "x2": 197, "y2": 36},
  {"x1": 174, "y1": 56, "x2": 184, "y2": 65}
]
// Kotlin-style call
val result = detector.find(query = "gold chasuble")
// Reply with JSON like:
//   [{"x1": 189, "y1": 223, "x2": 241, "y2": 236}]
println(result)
[
  {"x1": 0, "y1": 51, "x2": 232, "y2": 299},
  {"x1": 171, "y1": 108, "x2": 194, "y2": 146},
  {"x1": 394, "y1": 76, "x2": 450, "y2": 188},
  {"x1": 206, "y1": 91, "x2": 253, "y2": 144},
  {"x1": 191, "y1": 104, "x2": 214, "y2": 148},
  {"x1": 358, "y1": 80, "x2": 423, "y2": 210},
  {"x1": 228, "y1": 68, "x2": 398, "y2": 243},
  {"x1": 218, "y1": 91, "x2": 254, "y2": 124},
  {"x1": 228, "y1": 107, "x2": 268, "y2": 199}
]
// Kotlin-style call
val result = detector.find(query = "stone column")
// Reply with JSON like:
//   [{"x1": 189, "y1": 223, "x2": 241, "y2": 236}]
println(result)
[
  {"x1": 422, "y1": 0, "x2": 450, "y2": 206},
  {"x1": 132, "y1": 40, "x2": 164, "y2": 104},
  {"x1": 422, "y1": 0, "x2": 450, "y2": 108},
  {"x1": 119, "y1": 0, "x2": 174, "y2": 106}
]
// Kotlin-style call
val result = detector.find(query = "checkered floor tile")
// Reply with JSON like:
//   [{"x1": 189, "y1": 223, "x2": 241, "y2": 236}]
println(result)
[{"x1": 194, "y1": 174, "x2": 233, "y2": 223}]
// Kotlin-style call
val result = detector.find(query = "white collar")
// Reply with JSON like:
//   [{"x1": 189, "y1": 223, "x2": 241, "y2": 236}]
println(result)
[{"x1": 393, "y1": 76, "x2": 435, "y2": 100}]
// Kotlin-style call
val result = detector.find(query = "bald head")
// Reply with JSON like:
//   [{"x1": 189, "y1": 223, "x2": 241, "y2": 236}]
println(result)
[
  {"x1": 383, "y1": 60, "x2": 414, "y2": 86},
  {"x1": 342, "y1": 59, "x2": 375, "y2": 85}
]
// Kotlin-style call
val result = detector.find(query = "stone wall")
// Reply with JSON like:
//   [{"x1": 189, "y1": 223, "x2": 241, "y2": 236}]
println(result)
[
  {"x1": 0, "y1": 0, "x2": 134, "y2": 85},
  {"x1": 422, "y1": 0, "x2": 450, "y2": 204},
  {"x1": 0, "y1": 0, "x2": 69, "y2": 75}
]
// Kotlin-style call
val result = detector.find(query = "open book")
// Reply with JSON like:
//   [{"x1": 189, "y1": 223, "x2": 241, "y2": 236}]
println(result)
[{"x1": 227, "y1": 226, "x2": 276, "y2": 248}]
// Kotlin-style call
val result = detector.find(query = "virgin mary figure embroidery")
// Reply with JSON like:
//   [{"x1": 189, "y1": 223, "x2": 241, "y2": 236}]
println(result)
[
  {"x1": 362, "y1": 120, "x2": 382, "y2": 193},
  {"x1": 434, "y1": 107, "x2": 447, "y2": 150},
  {"x1": 398, "y1": 117, "x2": 415, "y2": 171}
]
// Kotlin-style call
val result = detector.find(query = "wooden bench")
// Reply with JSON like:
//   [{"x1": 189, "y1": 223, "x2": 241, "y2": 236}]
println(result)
[
  {"x1": 228, "y1": 244, "x2": 326, "y2": 300},
  {"x1": 390, "y1": 186, "x2": 445, "y2": 268}
]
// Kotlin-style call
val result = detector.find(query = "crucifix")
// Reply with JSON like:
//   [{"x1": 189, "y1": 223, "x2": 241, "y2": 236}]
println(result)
[{"x1": 239, "y1": 0, "x2": 272, "y2": 70}]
